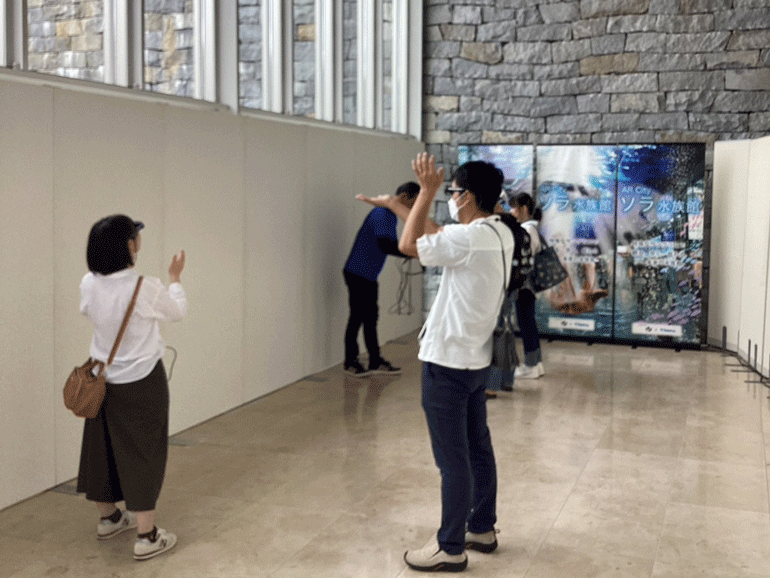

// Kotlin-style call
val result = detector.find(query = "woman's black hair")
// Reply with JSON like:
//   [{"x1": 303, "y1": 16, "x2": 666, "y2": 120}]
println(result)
[
  {"x1": 86, "y1": 215, "x2": 140, "y2": 275},
  {"x1": 512, "y1": 193, "x2": 543, "y2": 221},
  {"x1": 452, "y1": 161, "x2": 504, "y2": 214}
]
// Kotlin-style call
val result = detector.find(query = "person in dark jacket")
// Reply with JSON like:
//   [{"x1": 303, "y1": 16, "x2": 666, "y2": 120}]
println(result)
[{"x1": 343, "y1": 182, "x2": 420, "y2": 376}]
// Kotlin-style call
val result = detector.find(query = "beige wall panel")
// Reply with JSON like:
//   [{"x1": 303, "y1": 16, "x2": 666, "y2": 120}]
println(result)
[
  {"x1": 161, "y1": 108, "x2": 246, "y2": 433},
  {"x1": 738, "y1": 137, "x2": 770, "y2": 367},
  {"x1": 303, "y1": 127, "x2": 354, "y2": 371},
  {"x1": 242, "y1": 118, "x2": 309, "y2": 400},
  {"x1": 0, "y1": 84, "x2": 55, "y2": 509},
  {"x1": 0, "y1": 73, "x2": 424, "y2": 509},
  {"x1": 709, "y1": 141, "x2": 750, "y2": 351},
  {"x1": 51, "y1": 90, "x2": 167, "y2": 483}
]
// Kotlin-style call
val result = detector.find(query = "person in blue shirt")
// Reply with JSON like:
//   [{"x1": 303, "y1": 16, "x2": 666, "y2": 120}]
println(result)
[{"x1": 343, "y1": 182, "x2": 420, "y2": 376}]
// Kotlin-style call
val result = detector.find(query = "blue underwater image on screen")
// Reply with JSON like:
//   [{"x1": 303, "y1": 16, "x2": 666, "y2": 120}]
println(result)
[
  {"x1": 451, "y1": 143, "x2": 706, "y2": 346},
  {"x1": 535, "y1": 145, "x2": 619, "y2": 339},
  {"x1": 613, "y1": 144, "x2": 705, "y2": 344}
]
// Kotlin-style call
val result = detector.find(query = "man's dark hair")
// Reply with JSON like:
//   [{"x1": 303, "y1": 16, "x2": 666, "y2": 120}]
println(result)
[
  {"x1": 396, "y1": 181, "x2": 420, "y2": 201},
  {"x1": 86, "y1": 214, "x2": 140, "y2": 275},
  {"x1": 452, "y1": 161, "x2": 504, "y2": 213}
]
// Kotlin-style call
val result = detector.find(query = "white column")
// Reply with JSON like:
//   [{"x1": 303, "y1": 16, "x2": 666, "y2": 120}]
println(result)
[
  {"x1": 392, "y1": 0, "x2": 408, "y2": 134},
  {"x1": 333, "y1": 0, "x2": 343, "y2": 122},
  {"x1": 0, "y1": 0, "x2": 25, "y2": 69},
  {"x1": 103, "y1": 0, "x2": 115, "y2": 83},
  {"x1": 262, "y1": 0, "x2": 285, "y2": 113},
  {"x1": 112, "y1": 0, "x2": 141, "y2": 88},
  {"x1": 406, "y1": 0, "x2": 422, "y2": 139},
  {"x1": 357, "y1": 0, "x2": 375, "y2": 128},
  {"x1": 216, "y1": 0, "x2": 239, "y2": 111},
  {"x1": 194, "y1": 0, "x2": 217, "y2": 101},
  {"x1": 315, "y1": 0, "x2": 334, "y2": 122},
  {"x1": 374, "y1": 0, "x2": 383, "y2": 130},
  {"x1": 282, "y1": 0, "x2": 293, "y2": 114}
]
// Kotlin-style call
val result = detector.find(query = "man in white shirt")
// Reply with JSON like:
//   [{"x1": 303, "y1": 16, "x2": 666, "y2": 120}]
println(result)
[{"x1": 360, "y1": 153, "x2": 513, "y2": 572}]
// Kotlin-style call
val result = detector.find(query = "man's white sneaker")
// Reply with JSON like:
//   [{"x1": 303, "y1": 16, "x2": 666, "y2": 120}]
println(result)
[
  {"x1": 514, "y1": 364, "x2": 541, "y2": 379},
  {"x1": 404, "y1": 540, "x2": 467, "y2": 572},
  {"x1": 536, "y1": 362, "x2": 545, "y2": 377},
  {"x1": 97, "y1": 510, "x2": 137, "y2": 540},
  {"x1": 465, "y1": 529, "x2": 498, "y2": 553},
  {"x1": 133, "y1": 528, "x2": 177, "y2": 561}
]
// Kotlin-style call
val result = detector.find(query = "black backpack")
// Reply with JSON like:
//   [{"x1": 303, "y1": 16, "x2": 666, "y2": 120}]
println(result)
[{"x1": 496, "y1": 214, "x2": 533, "y2": 294}]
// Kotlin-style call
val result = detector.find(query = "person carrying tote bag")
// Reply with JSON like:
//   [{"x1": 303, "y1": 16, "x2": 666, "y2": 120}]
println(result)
[
  {"x1": 510, "y1": 193, "x2": 548, "y2": 380},
  {"x1": 76, "y1": 215, "x2": 187, "y2": 561}
]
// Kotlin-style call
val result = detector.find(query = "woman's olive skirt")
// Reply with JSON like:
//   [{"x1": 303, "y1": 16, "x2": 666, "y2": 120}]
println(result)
[{"x1": 77, "y1": 360, "x2": 169, "y2": 512}]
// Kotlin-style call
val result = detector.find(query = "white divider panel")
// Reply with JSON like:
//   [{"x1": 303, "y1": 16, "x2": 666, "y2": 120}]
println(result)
[
  {"x1": 709, "y1": 141, "x2": 751, "y2": 351},
  {"x1": 738, "y1": 137, "x2": 770, "y2": 367},
  {"x1": 754, "y1": 136, "x2": 770, "y2": 376}
]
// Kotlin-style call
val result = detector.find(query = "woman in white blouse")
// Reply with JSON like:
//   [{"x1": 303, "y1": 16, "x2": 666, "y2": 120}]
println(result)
[{"x1": 76, "y1": 215, "x2": 187, "y2": 561}]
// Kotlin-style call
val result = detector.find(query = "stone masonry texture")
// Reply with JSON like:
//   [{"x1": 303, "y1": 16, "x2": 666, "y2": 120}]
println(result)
[{"x1": 423, "y1": 0, "x2": 770, "y2": 183}]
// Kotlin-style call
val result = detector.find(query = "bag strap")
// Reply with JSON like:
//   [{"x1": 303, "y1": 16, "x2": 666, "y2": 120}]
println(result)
[
  {"x1": 482, "y1": 220, "x2": 508, "y2": 293},
  {"x1": 106, "y1": 276, "x2": 144, "y2": 367}
]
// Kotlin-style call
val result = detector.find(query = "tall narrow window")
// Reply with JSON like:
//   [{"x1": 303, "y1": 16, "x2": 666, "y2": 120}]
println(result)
[
  {"x1": 293, "y1": 0, "x2": 314, "y2": 117},
  {"x1": 27, "y1": 0, "x2": 105, "y2": 82},
  {"x1": 238, "y1": 0, "x2": 262, "y2": 110},
  {"x1": 144, "y1": 1, "x2": 195, "y2": 97},
  {"x1": 342, "y1": 0, "x2": 357, "y2": 125}
]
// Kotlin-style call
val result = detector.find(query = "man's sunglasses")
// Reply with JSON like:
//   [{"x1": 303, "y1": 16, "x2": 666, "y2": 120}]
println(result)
[{"x1": 445, "y1": 186, "x2": 465, "y2": 196}]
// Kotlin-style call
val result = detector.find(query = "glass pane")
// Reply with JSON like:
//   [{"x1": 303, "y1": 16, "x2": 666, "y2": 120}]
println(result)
[
  {"x1": 238, "y1": 0, "x2": 262, "y2": 110},
  {"x1": 144, "y1": 0, "x2": 195, "y2": 97},
  {"x1": 293, "y1": 0, "x2": 314, "y2": 117},
  {"x1": 27, "y1": 0, "x2": 105, "y2": 82},
  {"x1": 342, "y1": 0, "x2": 357, "y2": 125},
  {"x1": 380, "y1": 0, "x2": 392, "y2": 131}
]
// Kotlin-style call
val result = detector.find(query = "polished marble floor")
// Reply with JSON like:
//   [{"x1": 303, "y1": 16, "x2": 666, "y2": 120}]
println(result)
[{"x1": 3, "y1": 331, "x2": 770, "y2": 577}]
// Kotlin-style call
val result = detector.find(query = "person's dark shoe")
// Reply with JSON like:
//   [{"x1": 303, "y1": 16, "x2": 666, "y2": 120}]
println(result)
[
  {"x1": 465, "y1": 529, "x2": 498, "y2": 553},
  {"x1": 344, "y1": 360, "x2": 370, "y2": 377},
  {"x1": 485, "y1": 390, "x2": 498, "y2": 399},
  {"x1": 368, "y1": 359, "x2": 401, "y2": 375},
  {"x1": 404, "y1": 540, "x2": 467, "y2": 572}
]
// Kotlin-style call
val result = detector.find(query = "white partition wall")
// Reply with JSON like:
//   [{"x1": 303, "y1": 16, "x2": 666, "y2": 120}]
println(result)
[
  {"x1": 756, "y1": 136, "x2": 770, "y2": 376},
  {"x1": 737, "y1": 140, "x2": 770, "y2": 368},
  {"x1": 710, "y1": 136, "x2": 770, "y2": 376},
  {"x1": 0, "y1": 73, "x2": 424, "y2": 510},
  {"x1": 709, "y1": 141, "x2": 751, "y2": 352}
]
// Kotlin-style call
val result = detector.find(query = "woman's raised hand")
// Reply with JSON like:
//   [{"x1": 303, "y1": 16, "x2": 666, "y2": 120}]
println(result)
[{"x1": 169, "y1": 250, "x2": 185, "y2": 283}]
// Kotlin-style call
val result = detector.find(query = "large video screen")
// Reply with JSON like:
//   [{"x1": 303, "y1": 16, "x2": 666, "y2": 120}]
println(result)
[
  {"x1": 456, "y1": 143, "x2": 707, "y2": 346},
  {"x1": 613, "y1": 144, "x2": 706, "y2": 343}
]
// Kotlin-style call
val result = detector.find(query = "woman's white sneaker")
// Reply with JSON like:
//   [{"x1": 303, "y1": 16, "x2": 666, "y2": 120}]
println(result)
[
  {"x1": 514, "y1": 364, "x2": 541, "y2": 379},
  {"x1": 133, "y1": 528, "x2": 177, "y2": 561},
  {"x1": 97, "y1": 510, "x2": 137, "y2": 540}
]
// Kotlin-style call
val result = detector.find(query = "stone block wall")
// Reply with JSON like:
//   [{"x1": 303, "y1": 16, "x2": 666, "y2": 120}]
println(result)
[
  {"x1": 423, "y1": 0, "x2": 770, "y2": 178},
  {"x1": 27, "y1": 0, "x2": 104, "y2": 82},
  {"x1": 27, "y1": 0, "x2": 194, "y2": 96},
  {"x1": 239, "y1": 0, "x2": 262, "y2": 109},
  {"x1": 144, "y1": 0, "x2": 194, "y2": 97}
]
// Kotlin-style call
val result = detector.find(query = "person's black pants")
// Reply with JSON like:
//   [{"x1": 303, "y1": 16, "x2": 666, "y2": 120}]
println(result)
[{"x1": 343, "y1": 270, "x2": 382, "y2": 366}]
